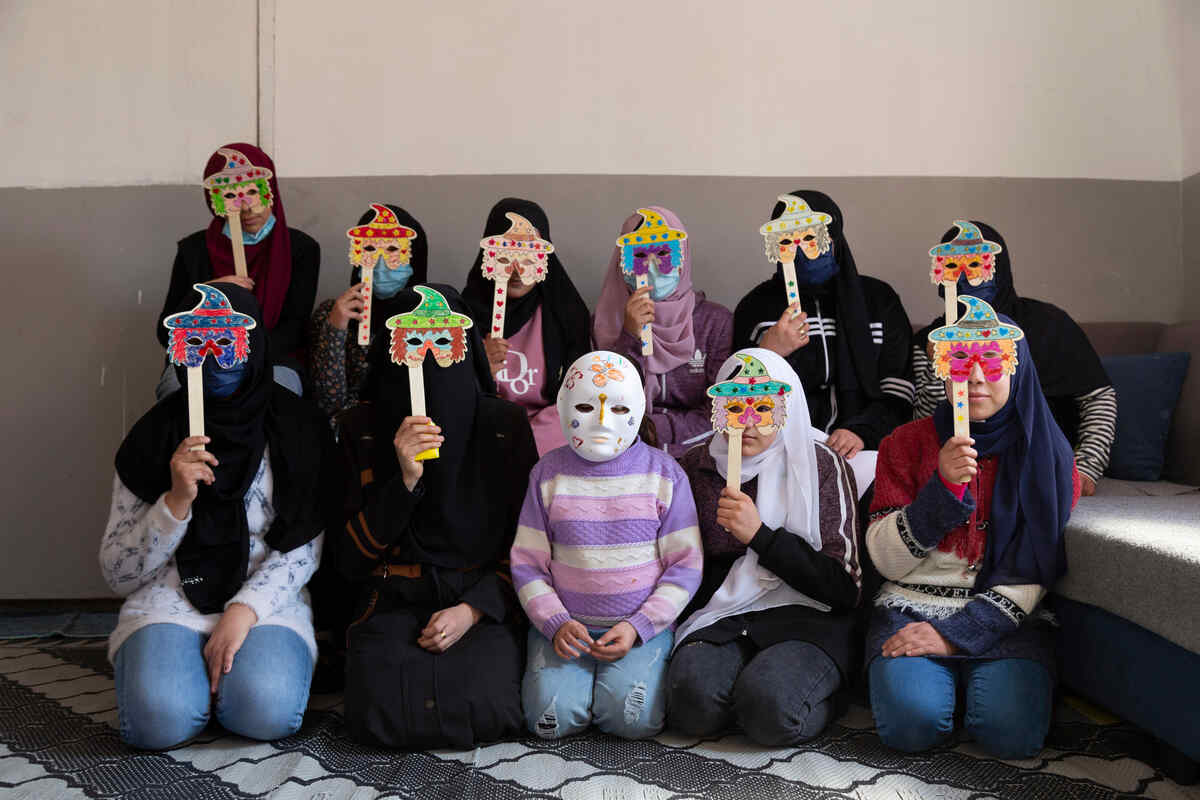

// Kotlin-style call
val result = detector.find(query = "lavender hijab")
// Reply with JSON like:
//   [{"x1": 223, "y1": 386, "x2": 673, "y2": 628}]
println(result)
[{"x1": 593, "y1": 206, "x2": 697, "y2": 407}]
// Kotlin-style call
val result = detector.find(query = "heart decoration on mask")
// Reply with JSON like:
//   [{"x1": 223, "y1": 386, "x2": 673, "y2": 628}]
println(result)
[{"x1": 479, "y1": 212, "x2": 554, "y2": 341}]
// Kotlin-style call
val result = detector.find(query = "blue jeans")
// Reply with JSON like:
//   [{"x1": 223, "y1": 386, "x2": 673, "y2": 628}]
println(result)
[
  {"x1": 114, "y1": 623, "x2": 313, "y2": 750},
  {"x1": 869, "y1": 656, "x2": 1053, "y2": 759},
  {"x1": 522, "y1": 626, "x2": 673, "y2": 740}
]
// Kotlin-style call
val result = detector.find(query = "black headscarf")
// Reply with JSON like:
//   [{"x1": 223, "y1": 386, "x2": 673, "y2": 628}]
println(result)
[
  {"x1": 116, "y1": 285, "x2": 333, "y2": 613},
  {"x1": 349, "y1": 204, "x2": 429, "y2": 346},
  {"x1": 462, "y1": 198, "x2": 592, "y2": 401},
  {"x1": 359, "y1": 285, "x2": 498, "y2": 568},
  {"x1": 766, "y1": 190, "x2": 881, "y2": 401},
  {"x1": 916, "y1": 221, "x2": 1110, "y2": 400}
]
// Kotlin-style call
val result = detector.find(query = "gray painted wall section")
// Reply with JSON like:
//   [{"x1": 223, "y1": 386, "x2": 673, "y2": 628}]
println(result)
[
  {"x1": 0, "y1": 175, "x2": 1185, "y2": 598},
  {"x1": 1186, "y1": 172, "x2": 1200, "y2": 309}
]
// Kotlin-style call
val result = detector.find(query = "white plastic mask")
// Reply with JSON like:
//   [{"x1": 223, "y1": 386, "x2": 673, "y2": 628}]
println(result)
[{"x1": 557, "y1": 351, "x2": 646, "y2": 462}]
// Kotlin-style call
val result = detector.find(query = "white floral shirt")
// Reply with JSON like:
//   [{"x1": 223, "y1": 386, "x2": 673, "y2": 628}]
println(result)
[{"x1": 99, "y1": 447, "x2": 323, "y2": 663}]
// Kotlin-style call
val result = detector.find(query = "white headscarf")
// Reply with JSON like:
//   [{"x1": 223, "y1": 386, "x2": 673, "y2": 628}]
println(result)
[{"x1": 674, "y1": 348, "x2": 830, "y2": 649}]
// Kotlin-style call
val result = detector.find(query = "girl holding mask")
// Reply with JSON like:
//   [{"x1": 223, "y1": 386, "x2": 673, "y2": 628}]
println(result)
[{"x1": 593, "y1": 207, "x2": 733, "y2": 457}]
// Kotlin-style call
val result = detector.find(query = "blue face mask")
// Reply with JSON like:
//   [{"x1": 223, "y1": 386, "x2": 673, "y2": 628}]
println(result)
[
  {"x1": 203, "y1": 360, "x2": 247, "y2": 398},
  {"x1": 794, "y1": 248, "x2": 838, "y2": 287},
  {"x1": 223, "y1": 213, "x2": 276, "y2": 245},
  {"x1": 957, "y1": 272, "x2": 998, "y2": 304},
  {"x1": 371, "y1": 259, "x2": 413, "y2": 299},
  {"x1": 623, "y1": 263, "x2": 682, "y2": 300}
]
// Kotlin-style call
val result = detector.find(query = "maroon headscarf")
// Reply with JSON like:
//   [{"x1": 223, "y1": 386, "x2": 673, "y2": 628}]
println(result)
[{"x1": 202, "y1": 143, "x2": 292, "y2": 330}]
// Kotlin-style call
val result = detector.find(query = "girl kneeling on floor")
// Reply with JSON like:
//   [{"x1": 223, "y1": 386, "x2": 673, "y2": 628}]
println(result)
[
  {"x1": 865, "y1": 301, "x2": 1079, "y2": 758},
  {"x1": 667, "y1": 348, "x2": 863, "y2": 745},
  {"x1": 102, "y1": 285, "x2": 332, "y2": 750},
  {"x1": 512, "y1": 351, "x2": 703, "y2": 739}
]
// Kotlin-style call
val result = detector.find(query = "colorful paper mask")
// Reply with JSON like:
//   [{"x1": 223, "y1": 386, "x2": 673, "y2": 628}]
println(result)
[
  {"x1": 202, "y1": 147, "x2": 274, "y2": 216},
  {"x1": 558, "y1": 351, "x2": 646, "y2": 462},
  {"x1": 706, "y1": 353, "x2": 793, "y2": 435},
  {"x1": 385, "y1": 286, "x2": 474, "y2": 368},
  {"x1": 616, "y1": 208, "x2": 687, "y2": 278},
  {"x1": 162, "y1": 284, "x2": 257, "y2": 369},
  {"x1": 759, "y1": 194, "x2": 833, "y2": 264},
  {"x1": 348, "y1": 203, "x2": 417, "y2": 271},
  {"x1": 479, "y1": 212, "x2": 554, "y2": 286},
  {"x1": 928, "y1": 296, "x2": 1024, "y2": 383},
  {"x1": 929, "y1": 220, "x2": 1002, "y2": 287}
]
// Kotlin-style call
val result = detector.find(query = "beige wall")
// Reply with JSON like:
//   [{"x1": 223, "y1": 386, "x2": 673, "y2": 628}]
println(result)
[
  {"x1": 0, "y1": 1, "x2": 257, "y2": 188},
  {"x1": 1180, "y1": 0, "x2": 1200, "y2": 177},
  {"x1": 273, "y1": 0, "x2": 1183, "y2": 180}
]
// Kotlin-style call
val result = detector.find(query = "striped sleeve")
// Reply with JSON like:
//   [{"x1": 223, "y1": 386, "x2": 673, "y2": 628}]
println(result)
[
  {"x1": 815, "y1": 443, "x2": 862, "y2": 592},
  {"x1": 510, "y1": 470, "x2": 572, "y2": 640},
  {"x1": 911, "y1": 343, "x2": 944, "y2": 420},
  {"x1": 1073, "y1": 385, "x2": 1117, "y2": 482},
  {"x1": 626, "y1": 465, "x2": 703, "y2": 643}
]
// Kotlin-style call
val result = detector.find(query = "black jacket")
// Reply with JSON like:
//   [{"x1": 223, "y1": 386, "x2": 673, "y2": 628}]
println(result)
[{"x1": 733, "y1": 275, "x2": 914, "y2": 450}]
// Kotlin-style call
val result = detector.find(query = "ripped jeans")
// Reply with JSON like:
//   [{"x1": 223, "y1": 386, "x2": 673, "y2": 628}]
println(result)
[{"x1": 521, "y1": 626, "x2": 673, "y2": 740}]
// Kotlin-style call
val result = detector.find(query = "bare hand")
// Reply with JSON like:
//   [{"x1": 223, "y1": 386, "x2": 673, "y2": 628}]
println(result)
[
  {"x1": 623, "y1": 286, "x2": 654, "y2": 338},
  {"x1": 590, "y1": 620, "x2": 638, "y2": 662},
  {"x1": 203, "y1": 603, "x2": 257, "y2": 693},
  {"x1": 715, "y1": 487, "x2": 762, "y2": 544},
  {"x1": 165, "y1": 436, "x2": 216, "y2": 520},
  {"x1": 759, "y1": 306, "x2": 809, "y2": 357},
  {"x1": 553, "y1": 619, "x2": 595, "y2": 660},
  {"x1": 826, "y1": 428, "x2": 865, "y2": 459},
  {"x1": 208, "y1": 275, "x2": 255, "y2": 291},
  {"x1": 393, "y1": 416, "x2": 443, "y2": 490},
  {"x1": 938, "y1": 435, "x2": 978, "y2": 485},
  {"x1": 1080, "y1": 474, "x2": 1096, "y2": 497},
  {"x1": 417, "y1": 603, "x2": 481, "y2": 653},
  {"x1": 484, "y1": 336, "x2": 510, "y2": 377},
  {"x1": 329, "y1": 283, "x2": 365, "y2": 331},
  {"x1": 882, "y1": 621, "x2": 957, "y2": 658}
]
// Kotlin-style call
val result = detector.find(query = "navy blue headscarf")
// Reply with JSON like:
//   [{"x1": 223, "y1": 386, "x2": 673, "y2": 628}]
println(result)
[{"x1": 933, "y1": 323, "x2": 1076, "y2": 589}]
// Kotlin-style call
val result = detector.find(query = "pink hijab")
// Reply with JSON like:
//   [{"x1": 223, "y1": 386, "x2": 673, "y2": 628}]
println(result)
[{"x1": 593, "y1": 206, "x2": 697, "y2": 407}]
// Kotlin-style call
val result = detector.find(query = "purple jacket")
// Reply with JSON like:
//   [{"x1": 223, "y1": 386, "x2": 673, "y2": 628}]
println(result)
[{"x1": 614, "y1": 294, "x2": 733, "y2": 457}]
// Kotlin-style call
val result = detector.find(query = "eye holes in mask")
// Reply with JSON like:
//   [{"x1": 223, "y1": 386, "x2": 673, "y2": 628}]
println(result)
[
  {"x1": 574, "y1": 403, "x2": 594, "y2": 413},
  {"x1": 726, "y1": 402, "x2": 745, "y2": 414},
  {"x1": 222, "y1": 191, "x2": 236, "y2": 200},
  {"x1": 405, "y1": 336, "x2": 423, "y2": 347},
  {"x1": 434, "y1": 336, "x2": 451, "y2": 347},
  {"x1": 754, "y1": 402, "x2": 772, "y2": 413},
  {"x1": 802, "y1": 233, "x2": 817, "y2": 243},
  {"x1": 779, "y1": 238, "x2": 793, "y2": 246},
  {"x1": 611, "y1": 405, "x2": 630, "y2": 414},
  {"x1": 186, "y1": 336, "x2": 203, "y2": 346},
  {"x1": 215, "y1": 337, "x2": 232, "y2": 346}
]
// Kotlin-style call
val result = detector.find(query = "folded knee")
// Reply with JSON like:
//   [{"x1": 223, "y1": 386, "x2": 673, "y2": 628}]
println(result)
[
  {"x1": 120, "y1": 693, "x2": 208, "y2": 750},
  {"x1": 667, "y1": 675, "x2": 733, "y2": 737},
  {"x1": 734, "y1": 681, "x2": 833, "y2": 747},
  {"x1": 216, "y1": 676, "x2": 307, "y2": 741},
  {"x1": 595, "y1": 681, "x2": 663, "y2": 740},
  {"x1": 525, "y1": 692, "x2": 590, "y2": 740},
  {"x1": 965, "y1": 707, "x2": 1047, "y2": 759}
]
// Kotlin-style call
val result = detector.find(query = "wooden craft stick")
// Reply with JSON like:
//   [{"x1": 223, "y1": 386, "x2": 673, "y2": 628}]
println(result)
[
  {"x1": 636, "y1": 273, "x2": 653, "y2": 356},
  {"x1": 943, "y1": 279, "x2": 957, "y2": 328},
  {"x1": 408, "y1": 364, "x2": 439, "y2": 461},
  {"x1": 726, "y1": 429, "x2": 743, "y2": 490},
  {"x1": 227, "y1": 213, "x2": 248, "y2": 278},
  {"x1": 357, "y1": 267, "x2": 373, "y2": 346},
  {"x1": 782, "y1": 260, "x2": 802, "y2": 319},
  {"x1": 943, "y1": 282, "x2": 969, "y2": 439},
  {"x1": 492, "y1": 281, "x2": 507, "y2": 338},
  {"x1": 187, "y1": 366, "x2": 205, "y2": 451}
]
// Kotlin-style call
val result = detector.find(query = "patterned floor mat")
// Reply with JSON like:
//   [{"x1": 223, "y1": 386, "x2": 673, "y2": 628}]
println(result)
[{"x1": 0, "y1": 640, "x2": 1196, "y2": 799}]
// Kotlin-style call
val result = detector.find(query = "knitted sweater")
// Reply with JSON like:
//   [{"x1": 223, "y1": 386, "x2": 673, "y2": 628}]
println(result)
[
  {"x1": 865, "y1": 417, "x2": 1079, "y2": 667},
  {"x1": 99, "y1": 450, "x2": 323, "y2": 663},
  {"x1": 511, "y1": 440, "x2": 703, "y2": 644}
]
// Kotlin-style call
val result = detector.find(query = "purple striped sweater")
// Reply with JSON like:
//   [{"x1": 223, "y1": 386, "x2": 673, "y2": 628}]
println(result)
[{"x1": 511, "y1": 440, "x2": 703, "y2": 644}]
